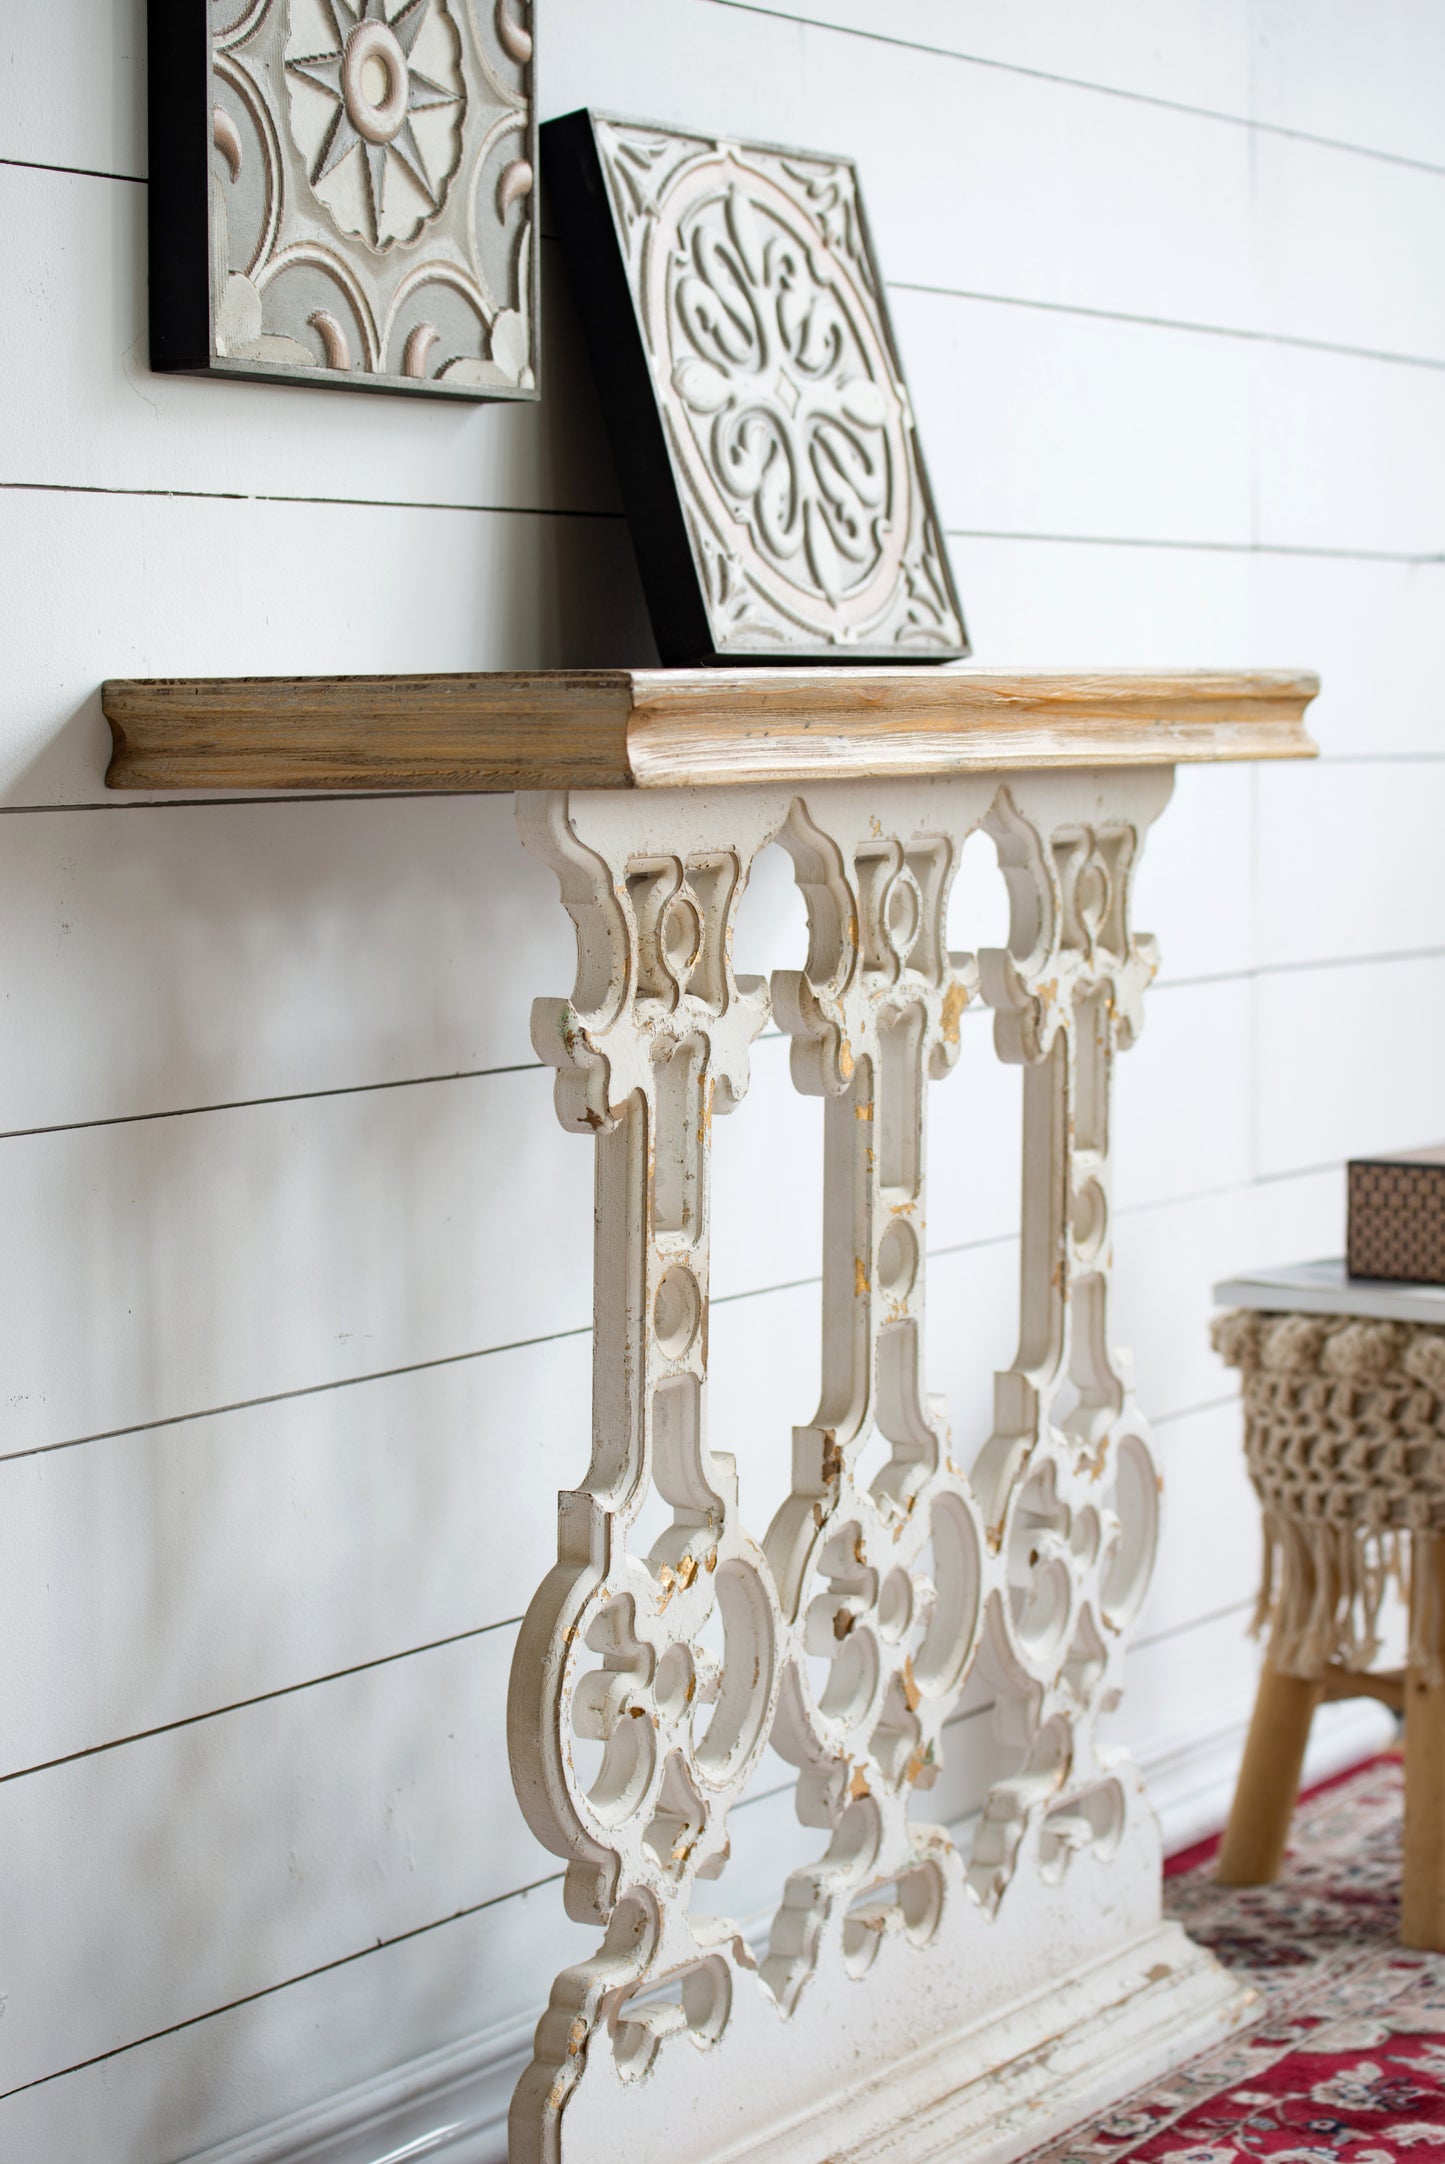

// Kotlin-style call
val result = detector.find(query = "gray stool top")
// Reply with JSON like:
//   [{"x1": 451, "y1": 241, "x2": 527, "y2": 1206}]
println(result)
[{"x1": 1214, "y1": 1258, "x2": 1445, "y2": 1329}]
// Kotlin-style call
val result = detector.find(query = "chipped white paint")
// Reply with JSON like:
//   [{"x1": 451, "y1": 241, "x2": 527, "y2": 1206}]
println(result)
[{"x1": 507, "y1": 768, "x2": 1249, "y2": 2164}]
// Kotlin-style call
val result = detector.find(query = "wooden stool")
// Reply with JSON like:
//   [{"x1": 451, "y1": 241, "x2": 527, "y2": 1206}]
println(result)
[{"x1": 1212, "y1": 1263, "x2": 1445, "y2": 1949}]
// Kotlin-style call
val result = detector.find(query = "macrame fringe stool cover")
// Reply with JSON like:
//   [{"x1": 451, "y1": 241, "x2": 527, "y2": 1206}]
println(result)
[{"x1": 1214, "y1": 1309, "x2": 1445, "y2": 1950}]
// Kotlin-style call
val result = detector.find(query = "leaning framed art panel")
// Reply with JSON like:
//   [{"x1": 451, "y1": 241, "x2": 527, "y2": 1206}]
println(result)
[{"x1": 543, "y1": 109, "x2": 967, "y2": 665}]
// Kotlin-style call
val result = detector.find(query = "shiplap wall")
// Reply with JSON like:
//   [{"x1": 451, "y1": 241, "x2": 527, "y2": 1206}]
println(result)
[{"x1": 0, "y1": 2, "x2": 1439, "y2": 2158}]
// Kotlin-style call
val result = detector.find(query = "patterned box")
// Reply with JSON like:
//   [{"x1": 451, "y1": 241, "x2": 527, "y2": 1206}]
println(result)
[{"x1": 1347, "y1": 1145, "x2": 1445, "y2": 1284}]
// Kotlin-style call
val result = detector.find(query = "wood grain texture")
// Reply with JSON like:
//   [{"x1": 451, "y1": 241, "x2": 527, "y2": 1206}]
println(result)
[
  {"x1": 1216, "y1": 1661, "x2": 1325, "y2": 1884},
  {"x1": 1404, "y1": 1534, "x2": 1445, "y2": 1951},
  {"x1": 102, "y1": 668, "x2": 1319, "y2": 793}
]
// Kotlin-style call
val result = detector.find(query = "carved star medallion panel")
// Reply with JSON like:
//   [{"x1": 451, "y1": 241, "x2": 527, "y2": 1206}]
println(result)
[
  {"x1": 543, "y1": 111, "x2": 968, "y2": 664},
  {"x1": 148, "y1": 0, "x2": 537, "y2": 399}
]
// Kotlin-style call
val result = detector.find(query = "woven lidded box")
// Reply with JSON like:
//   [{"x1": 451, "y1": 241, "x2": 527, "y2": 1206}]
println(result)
[{"x1": 1348, "y1": 1145, "x2": 1445, "y2": 1284}]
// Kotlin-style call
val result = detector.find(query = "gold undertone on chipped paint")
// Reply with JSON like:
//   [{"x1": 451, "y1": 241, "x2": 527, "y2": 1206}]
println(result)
[{"x1": 491, "y1": 691, "x2": 1314, "y2": 2159}]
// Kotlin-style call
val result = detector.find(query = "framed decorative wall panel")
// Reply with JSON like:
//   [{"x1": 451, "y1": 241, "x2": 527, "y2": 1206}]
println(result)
[
  {"x1": 543, "y1": 111, "x2": 967, "y2": 665},
  {"x1": 148, "y1": 0, "x2": 538, "y2": 399}
]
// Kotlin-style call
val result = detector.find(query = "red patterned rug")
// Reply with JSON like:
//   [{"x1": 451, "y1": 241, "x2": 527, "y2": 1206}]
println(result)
[{"x1": 1026, "y1": 1755, "x2": 1445, "y2": 2163}]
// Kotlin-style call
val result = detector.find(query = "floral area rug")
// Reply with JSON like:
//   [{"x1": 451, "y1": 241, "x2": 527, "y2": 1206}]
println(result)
[{"x1": 1026, "y1": 1755, "x2": 1445, "y2": 2163}]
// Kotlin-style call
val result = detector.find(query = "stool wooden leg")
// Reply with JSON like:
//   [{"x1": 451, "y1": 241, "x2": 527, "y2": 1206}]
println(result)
[
  {"x1": 1403, "y1": 1535, "x2": 1445, "y2": 1951},
  {"x1": 1217, "y1": 1660, "x2": 1323, "y2": 1884}
]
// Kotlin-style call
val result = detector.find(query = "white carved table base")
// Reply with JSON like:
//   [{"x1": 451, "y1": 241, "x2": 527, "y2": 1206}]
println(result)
[
  {"x1": 100, "y1": 668, "x2": 1316, "y2": 2164},
  {"x1": 507, "y1": 770, "x2": 1248, "y2": 2164}
]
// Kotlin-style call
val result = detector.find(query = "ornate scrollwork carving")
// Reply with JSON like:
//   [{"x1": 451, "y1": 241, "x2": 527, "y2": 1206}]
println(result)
[
  {"x1": 197, "y1": 0, "x2": 535, "y2": 392},
  {"x1": 509, "y1": 770, "x2": 1179, "y2": 2164},
  {"x1": 759, "y1": 791, "x2": 988, "y2": 2005},
  {"x1": 590, "y1": 119, "x2": 964, "y2": 656},
  {"x1": 969, "y1": 775, "x2": 1171, "y2": 1909}
]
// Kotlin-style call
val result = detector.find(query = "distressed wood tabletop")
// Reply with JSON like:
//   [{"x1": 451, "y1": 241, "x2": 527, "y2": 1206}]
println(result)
[{"x1": 101, "y1": 667, "x2": 1319, "y2": 792}]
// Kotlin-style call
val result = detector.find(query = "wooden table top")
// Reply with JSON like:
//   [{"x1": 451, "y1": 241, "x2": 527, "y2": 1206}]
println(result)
[{"x1": 101, "y1": 666, "x2": 1319, "y2": 794}]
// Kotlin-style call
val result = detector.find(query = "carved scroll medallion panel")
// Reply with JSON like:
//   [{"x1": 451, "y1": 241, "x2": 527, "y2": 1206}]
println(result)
[
  {"x1": 542, "y1": 111, "x2": 967, "y2": 664},
  {"x1": 506, "y1": 771, "x2": 1206, "y2": 2164},
  {"x1": 148, "y1": 0, "x2": 537, "y2": 397}
]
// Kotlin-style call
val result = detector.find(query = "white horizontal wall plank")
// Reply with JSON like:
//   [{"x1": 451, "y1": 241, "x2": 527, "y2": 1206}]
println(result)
[
  {"x1": 946, "y1": 534, "x2": 1255, "y2": 669},
  {"x1": 0, "y1": 1334, "x2": 584, "y2": 1776},
  {"x1": 918, "y1": 312, "x2": 1445, "y2": 557},
  {"x1": 1113, "y1": 976, "x2": 1255, "y2": 1211},
  {"x1": 0, "y1": 1629, "x2": 527, "y2": 2094},
  {"x1": 895, "y1": 290, "x2": 1255, "y2": 547},
  {"x1": 0, "y1": 1037, "x2": 825, "y2": 1457},
  {"x1": 0, "y1": 1888, "x2": 566, "y2": 2164},
  {"x1": 702, "y1": 0, "x2": 1256, "y2": 117},
  {"x1": 0, "y1": 0, "x2": 145, "y2": 178},
  {"x1": 0, "y1": 797, "x2": 566, "y2": 1133},
  {"x1": 920, "y1": 1013, "x2": 1022, "y2": 1258},
  {"x1": 775, "y1": 0, "x2": 1445, "y2": 206},
  {"x1": 1249, "y1": 552, "x2": 1445, "y2": 758},
  {"x1": 1257, "y1": 954, "x2": 1445, "y2": 1176},
  {"x1": 1114, "y1": 1168, "x2": 1344, "y2": 1421},
  {"x1": 1257, "y1": 341, "x2": 1445, "y2": 557},
  {"x1": 1254, "y1": 0, "x2": 1445, "y2": 170},
  {"x1": 1253, "y1": 129, "x2": 1445, "y2": 362},
  {"x1": 14, "y1": 0, "x2": 1438, "y2": 272},
  {"x1": 1256, "y1": 761, "x2": 1445, "y2": 969},
  {"x1": 710, "y1": 1281, "x2": 822, "y2": 1540},
  {"x1": 1140, "y1": 1399, "x2": 1260, "y2": 1643},
  {"x1": 1106, "y1": 1603, "x2": 1262, "y2": 1767},
  {"x1": 925, "y1": 1238, "x2": 1024, "y2": 1464},
  {"x1": 1132, "y1": 764, "x2": 1258, "y2": 987},
  {"x1": 0, "y1": 1068, "x2": 585, "y2": 1455},
  {"x1": 0, "y1": 167, "x2": 618, "y2": 515},
  {"x1": 0, "y1": 488, "x2": 653, "y2": 808},
  {"x1": 539, "y1": 1, "x2": 1257, "y2": 335}
]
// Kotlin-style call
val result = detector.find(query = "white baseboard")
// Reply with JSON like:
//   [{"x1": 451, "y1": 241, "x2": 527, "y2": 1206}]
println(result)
[{"x1": 186, "y1": 1694, "x2": 1397, "y2": 2164}]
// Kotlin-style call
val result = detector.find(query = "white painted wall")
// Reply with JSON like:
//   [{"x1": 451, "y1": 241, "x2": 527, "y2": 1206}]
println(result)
[{"x1": 0, "y1": 3, "x2": 1438, "y2": 2158}]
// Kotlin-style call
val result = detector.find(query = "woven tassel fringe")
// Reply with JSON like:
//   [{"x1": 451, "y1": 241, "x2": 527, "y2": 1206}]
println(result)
[{"x1": 1253, "y1": 1512, "x2": 1435, "y2": 1685}]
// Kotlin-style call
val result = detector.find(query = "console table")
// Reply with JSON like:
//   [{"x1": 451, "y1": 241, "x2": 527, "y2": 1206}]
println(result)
[{"x1": 103, "y1": 668, "x2": 1317, "y2": 2164}]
